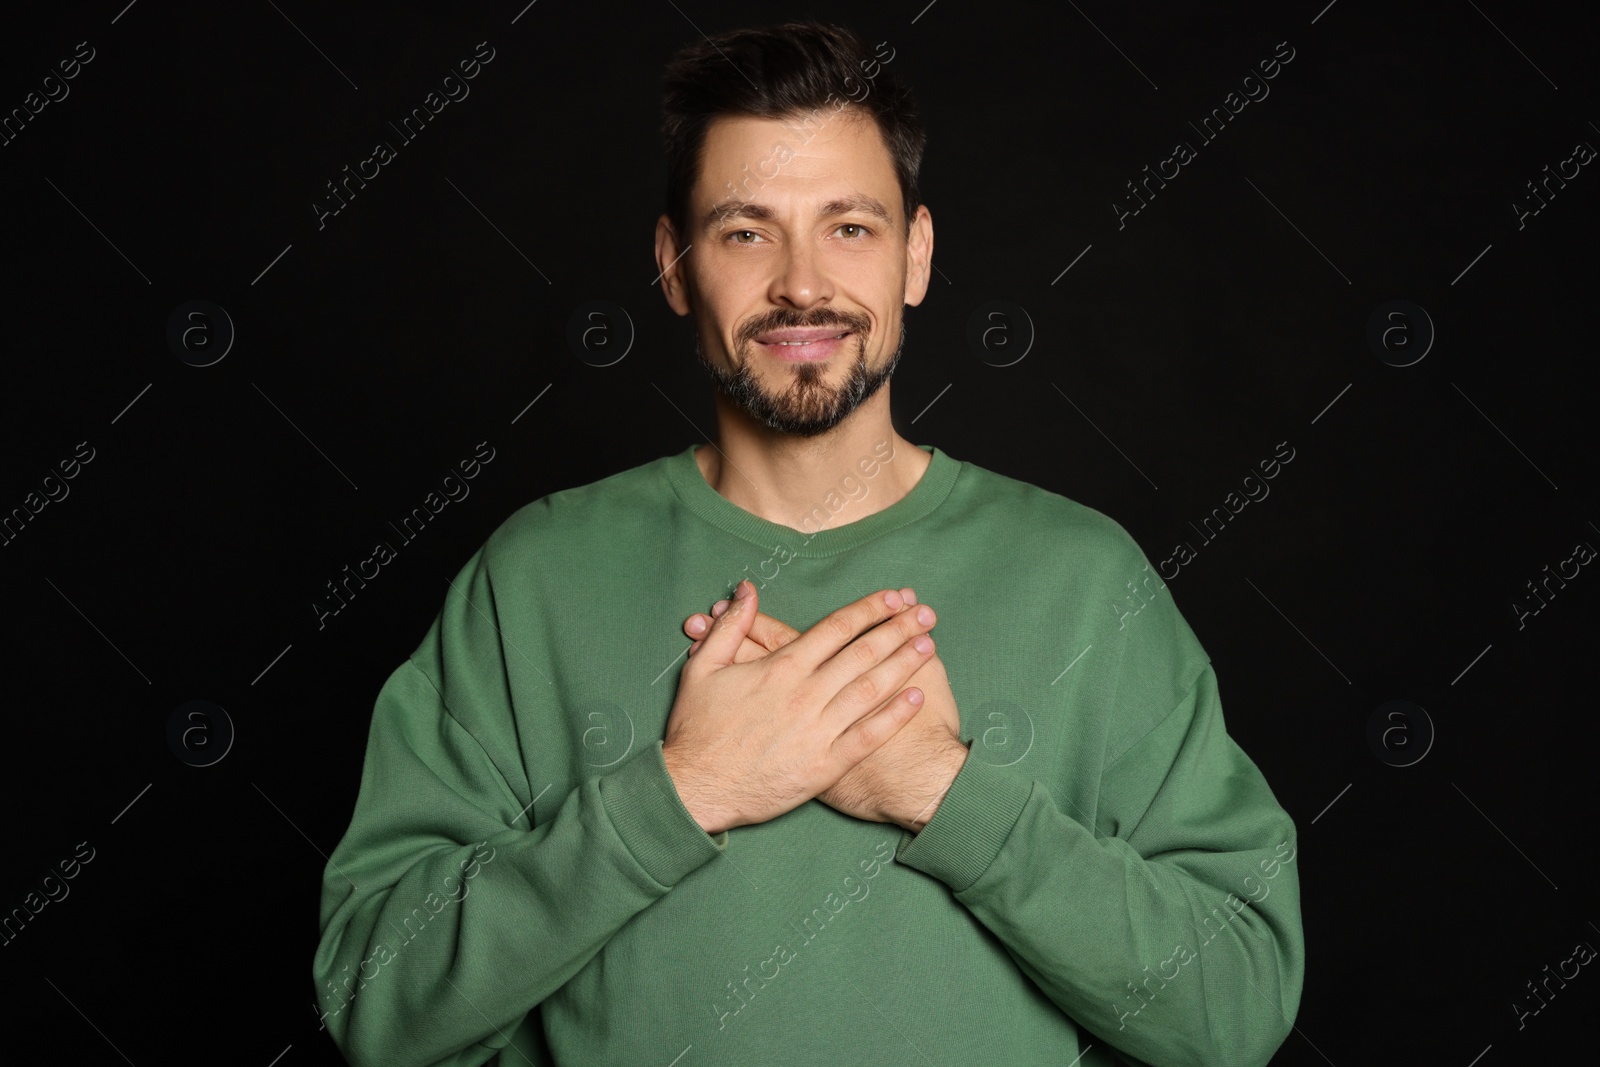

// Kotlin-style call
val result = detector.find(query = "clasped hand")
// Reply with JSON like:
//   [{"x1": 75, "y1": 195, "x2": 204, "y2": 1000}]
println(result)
[{"x1": 662, "y1": 582, "x2": 966, "y2": 835}]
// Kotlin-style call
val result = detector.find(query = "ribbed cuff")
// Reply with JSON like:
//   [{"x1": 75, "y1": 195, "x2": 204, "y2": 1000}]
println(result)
[
  {"x1": 894, "y1": 754, "x2": 1033, "y2": 893},
  {"x1": 599, "y1": 742, "x2": 726, "y2": 887}
]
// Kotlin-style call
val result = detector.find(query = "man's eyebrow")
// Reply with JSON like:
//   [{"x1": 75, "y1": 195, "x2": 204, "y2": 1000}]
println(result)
[
  {"x1": 701, "y1": 193, "x2": 894, "y2": 233},
  {"x1": 702, "y1": 200, "x2": 775, "y2": 232},
  {"x1": 820, "y1": 194, "x2": 894, "y2": 227}
]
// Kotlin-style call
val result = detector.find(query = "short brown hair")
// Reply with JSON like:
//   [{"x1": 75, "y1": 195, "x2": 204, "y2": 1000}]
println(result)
[{"x1": 661, "y1": 21, "x2": 925, "y2": 243}]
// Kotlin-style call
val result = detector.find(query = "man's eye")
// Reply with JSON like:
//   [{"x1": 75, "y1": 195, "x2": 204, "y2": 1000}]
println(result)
[
  {"x1": 728, "y1": 230, "x2": 763, "y2": 244},
  {"x1": 835, "y1": 223, "x2": 872, "y2": 239}
]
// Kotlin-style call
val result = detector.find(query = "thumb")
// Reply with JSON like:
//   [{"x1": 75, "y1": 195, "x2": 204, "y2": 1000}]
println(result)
[{"x1": 694, "y1": 579, "x2": 758, "y2": 667}]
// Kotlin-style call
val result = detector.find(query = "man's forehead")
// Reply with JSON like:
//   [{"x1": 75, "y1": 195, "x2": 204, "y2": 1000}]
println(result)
[{"x1": 695, "y1": 111, "x2": 897, "y2": 218}]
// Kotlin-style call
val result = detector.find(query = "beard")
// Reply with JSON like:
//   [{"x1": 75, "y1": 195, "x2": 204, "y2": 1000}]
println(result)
[{"x1": 695, "y1": 313, "x2": 906, "y2": 438}]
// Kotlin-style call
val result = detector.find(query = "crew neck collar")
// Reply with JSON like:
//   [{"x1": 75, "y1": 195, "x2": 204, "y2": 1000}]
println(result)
[{"x1": 664, "y1": 441, "x2": 961, "y2": 558}]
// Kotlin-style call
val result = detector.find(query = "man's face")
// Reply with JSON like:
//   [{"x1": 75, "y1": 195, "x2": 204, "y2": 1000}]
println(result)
[{"x1": 659, "y1": 108, "x2": 931, "y2": 437}]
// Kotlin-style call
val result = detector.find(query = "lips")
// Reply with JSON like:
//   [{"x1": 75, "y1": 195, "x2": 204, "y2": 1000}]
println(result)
[{"x1": 754, "y1": 328, "x2": 854, "y2": 346}]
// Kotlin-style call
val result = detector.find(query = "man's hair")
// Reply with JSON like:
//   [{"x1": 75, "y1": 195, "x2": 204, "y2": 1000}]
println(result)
[{"x1": 661, "y1": 21, "x2": 925, "y2": 245}]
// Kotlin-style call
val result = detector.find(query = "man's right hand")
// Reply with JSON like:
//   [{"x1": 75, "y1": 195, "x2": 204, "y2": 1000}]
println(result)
[{"x1": 661, "y1": 580, "x2": 938, "y2": 835}]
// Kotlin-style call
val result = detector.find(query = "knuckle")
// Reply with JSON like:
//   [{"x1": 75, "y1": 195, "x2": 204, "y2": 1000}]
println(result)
[
  {"x1": 854, "y1": 717, "x2": 885, "y2": 749},
  {"x1": 823, "y1": 611, "x2": 857, "y2": 644},
  {"x1": 767, "y1": 648, "x2": 803, "y2": 682},
  {"x1": 847, "y1": 672, "x2": 882, "y2": 707},
  {"x1": 848, "y1": 638, "x2": 879, "y2": 671}
]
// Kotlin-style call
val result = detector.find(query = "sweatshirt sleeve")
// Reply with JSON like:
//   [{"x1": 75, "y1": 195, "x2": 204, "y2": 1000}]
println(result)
[
  {"x1": 893, "y1": 660, "x2": 1304, "y2": 1067},
  {"x1": 312, "y1": 547, "x2": 726, "y2": 1067}
]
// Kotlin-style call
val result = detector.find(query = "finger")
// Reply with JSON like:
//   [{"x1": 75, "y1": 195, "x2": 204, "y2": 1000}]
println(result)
[
  {"x1": 812, "y1": 599, "x2": 936, "y2": 695},
  {"x1": 822, "y1": 627, "x2": 937, "y2": 729},
  {"x1": 734, "y1": 634, "x2": 769, "y2": 664},
  {"x1": 711, "y1": 599, "x2": 729, "y2": 619},
  {"x1": 747, "y1": 609, "x2": 801, "y2": 653},
  {"x1": 690, "y1": 579, "x2": 759, "y2": 669},
  {"x1": 689, "y1": 635, "x2": 764, "y2": 662},
  {"x1": 782, "y1": 588, "x2": 916, "y2": 672},
  {"x1": 830, "y1": 684, "x2": 925, "y2": 767},
  {"x1": 687, "y1": 606, "x2": 797, "y2": 655}
]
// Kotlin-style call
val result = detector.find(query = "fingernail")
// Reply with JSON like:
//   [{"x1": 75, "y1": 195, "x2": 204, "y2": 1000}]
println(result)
[
  {"x1": 734, "y1": 581, "x2": 752, "y2": 600},
  {"x1": 914, "y1": 635, "x2": 933, "y2": 653},
  {"x1": 712, "y1": 600, "x2": 729, "y2": 618},
  {"x1": 917, "y1": 605, "x2": 934, "y2": 626},
  {"x1": 688, "y1": 616, "x2": 707, "y2": 634},
  {"x1": 883, "y1": 589, "x2": 903, "y2": 610}
]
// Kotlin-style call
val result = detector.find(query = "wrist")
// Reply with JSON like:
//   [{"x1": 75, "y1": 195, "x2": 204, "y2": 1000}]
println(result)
[
  {"x1": 895, "y1": 739, "x2": 970, "y2": 834},
  {"x1": 662, "y1": 744, "x2": 731, "y2": 836}
]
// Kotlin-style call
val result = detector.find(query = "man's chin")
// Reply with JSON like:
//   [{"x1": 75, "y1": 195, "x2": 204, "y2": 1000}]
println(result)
[{"x1": 695, "y1": 329, "x2": 895, "y2": 436}]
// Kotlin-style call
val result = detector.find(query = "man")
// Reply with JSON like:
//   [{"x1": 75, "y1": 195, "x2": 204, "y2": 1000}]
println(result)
[{"x1": 313, "y1": 21, "x2": 1304, "y2": 1067}]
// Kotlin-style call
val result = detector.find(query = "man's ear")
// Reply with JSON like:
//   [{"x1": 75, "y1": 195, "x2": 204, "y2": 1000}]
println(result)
[
  {"x1": 902, "y1": 204, "x2": 934, "y2": 308},
  {"x1": 655, "y1": 214, "x2": 693, "y2": 316}
]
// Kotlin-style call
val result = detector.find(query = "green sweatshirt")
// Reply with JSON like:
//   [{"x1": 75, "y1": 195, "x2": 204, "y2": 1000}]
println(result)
[{"x1": 313, "y1": 439, "x2": 1304, "y2": 1067}]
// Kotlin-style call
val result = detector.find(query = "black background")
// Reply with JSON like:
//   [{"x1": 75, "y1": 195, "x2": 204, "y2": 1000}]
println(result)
[{"x1": 2, "y1": 1, "x2": 1595, "y2": 1064}]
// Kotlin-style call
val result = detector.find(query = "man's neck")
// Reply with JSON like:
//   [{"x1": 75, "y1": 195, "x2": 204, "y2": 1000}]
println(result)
[{"x1": 693, "y1": 394, "x2": 932, "y2": 534}]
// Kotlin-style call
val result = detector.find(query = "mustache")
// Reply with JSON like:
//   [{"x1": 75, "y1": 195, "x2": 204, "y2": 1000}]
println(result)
[{"x1": 738, "y1": 308, "x2": 870, "y2": 346}]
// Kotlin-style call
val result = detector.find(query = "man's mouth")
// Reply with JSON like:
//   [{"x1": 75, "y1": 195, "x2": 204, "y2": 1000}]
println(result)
[{"x1": 755, "y1": 329, "x2": 854, "y2": 346}]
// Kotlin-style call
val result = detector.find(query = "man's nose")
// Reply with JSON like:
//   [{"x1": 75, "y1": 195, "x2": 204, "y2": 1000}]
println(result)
[{"x1": 769, "y1": 237, "x2": 831, "y2": 307}]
